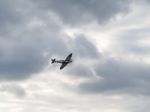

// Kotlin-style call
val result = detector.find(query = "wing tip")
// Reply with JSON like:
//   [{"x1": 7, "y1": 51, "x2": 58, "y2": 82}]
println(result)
[{"x1": 60, "y1": 66, "x2": 62, "y2": 69}]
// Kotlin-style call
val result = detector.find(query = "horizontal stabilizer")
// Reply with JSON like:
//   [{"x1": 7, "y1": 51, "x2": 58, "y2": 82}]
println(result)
[{"x1": 51, "y1": 59, "x2": 56, "y2": 64}]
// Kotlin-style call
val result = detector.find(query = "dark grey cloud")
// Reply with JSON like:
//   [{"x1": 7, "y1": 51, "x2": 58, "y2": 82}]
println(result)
[
  {"x1": 0, "y1": 0, "x2": 102, "y2": 81},
  {"x1": 79, "y1": 58, "x2": 150, "y2": 95},
  {"x1": 0, "y1": 25, "x2": 69, "y2": 80},
  {"x1": 34, "y1": 0, "x2": 130, "y2": 25},
  {"x1": 0, "y1": 0, "x2": 69, "y2": 80},
  {"x1": 68, "y1": 64, "x2": 93, "y2": 78},
  {"x1": 72, "y1": 35, "x2": 100, "y2": 58},
  {"x1": 65, "y1": 34, "x2": 101, "y2": 78},
  {"x1": 137, "y1": 0, "x2": 150, "y2": 4},
  {"x1": 0, "y1": 43, "x2": 45, "y2": 80},
  {"x1": 0, "y1": 0, "x2": 31, "y2": 35},
  {"x1": 0, "y1": 0, "x2": 20, "y2": 25}
]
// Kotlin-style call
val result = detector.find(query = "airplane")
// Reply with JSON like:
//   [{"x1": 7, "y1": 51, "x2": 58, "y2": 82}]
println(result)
[{"x1": 51, "y1": 53, "x2": 72, "y2": 70}]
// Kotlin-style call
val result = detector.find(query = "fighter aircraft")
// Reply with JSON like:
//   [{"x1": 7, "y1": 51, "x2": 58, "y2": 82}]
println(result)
[{"x1": 51, "y1": 53, "x2": 72, "y2": 70}]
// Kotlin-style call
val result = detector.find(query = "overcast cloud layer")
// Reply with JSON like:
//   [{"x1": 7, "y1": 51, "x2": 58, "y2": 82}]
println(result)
[
  {"x1": 0, "y1": 0, "x2": 150, "y2": 112},
  {"x1": 34, "y1": 0, "x2": 130, "y2": 25}
]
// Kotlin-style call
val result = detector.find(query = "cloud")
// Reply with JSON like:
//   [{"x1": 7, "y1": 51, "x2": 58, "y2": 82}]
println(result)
[
  {"x1": 0, "y1": 25, "x2": 69, "y2": 80},
  {"x1": 0, "y1": 1, "x2": 20, "y2": 26},
  {"x1": 34, "y1": 0, "x2": 130, "y2": 25},
  {"x1": 72, "y1": 34, "x2": 100, "y2": 58},
  {"x1": 0, "y1": 0, "x2": 150, "y2": 112},
  {"x1": 0, "y1": 0, "x2": 32, "y2": 35},
  {"x1": 67, "y1": 64, "x2": 93, "y2": 78},
  {"x1": 116, "y1": 27, "x2": 150, "y2": 55},
  {"x1": 64, "y1": 34, "x2": 101, "y2": 79},
  {"x1": 78, "y1": 57, "x2": 150, "y2": 95},
  {"x1": 0, "y1": 0, "x2": 69, "y2": 80},
  {"x1": 0, "y1": 83, "x2": 26, "y2": 97},
  {"x1": 0, "y1": 0, "x2": 103, "y2": 81}
]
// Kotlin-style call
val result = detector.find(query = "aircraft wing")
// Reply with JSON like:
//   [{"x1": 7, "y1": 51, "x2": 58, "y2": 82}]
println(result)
[
  {"x1": 60, "y1": 62, "x2": 68, "y2": 70},
  {"x1": 65, "y1": 53, "x2": 72, "y2": 61}
]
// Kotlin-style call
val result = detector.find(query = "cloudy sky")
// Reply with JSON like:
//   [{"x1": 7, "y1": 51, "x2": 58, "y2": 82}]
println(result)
[{"x1": 0, "y1": 0, "x2": 150, "y2": 112}]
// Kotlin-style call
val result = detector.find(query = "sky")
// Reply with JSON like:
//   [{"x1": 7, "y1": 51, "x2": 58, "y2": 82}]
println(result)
[{"x1": 0, "y1": 0, "x2": 150, "y2": 112}]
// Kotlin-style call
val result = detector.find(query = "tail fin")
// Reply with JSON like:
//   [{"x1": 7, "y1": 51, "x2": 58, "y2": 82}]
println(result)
[{"x1": 51, "y1": 59, "x2": 56, "y2": 64}]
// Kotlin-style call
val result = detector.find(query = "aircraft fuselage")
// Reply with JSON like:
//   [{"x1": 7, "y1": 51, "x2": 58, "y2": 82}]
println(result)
[{"x1": 55, "y1": 60, "x2": 72, "y2": 64}]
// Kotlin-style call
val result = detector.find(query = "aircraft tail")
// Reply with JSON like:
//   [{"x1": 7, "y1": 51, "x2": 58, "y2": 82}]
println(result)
[{"x1": 51, "y1": 59, "x2": 56, "y2": 64}]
